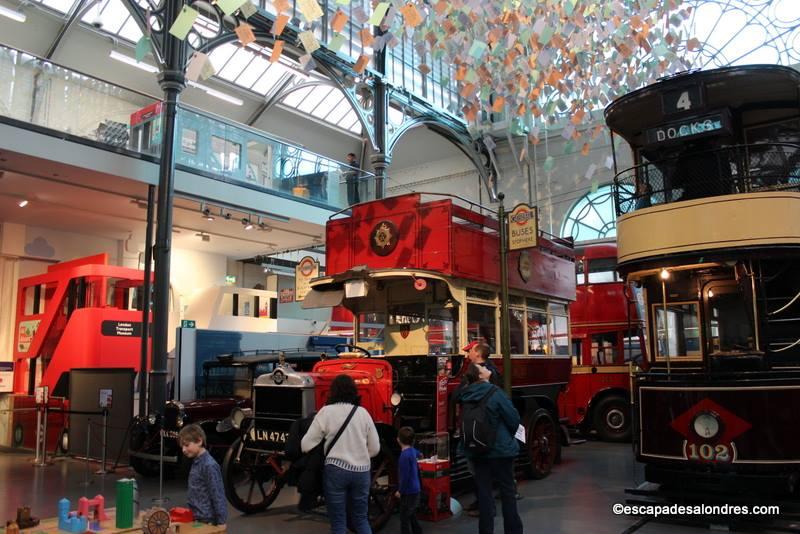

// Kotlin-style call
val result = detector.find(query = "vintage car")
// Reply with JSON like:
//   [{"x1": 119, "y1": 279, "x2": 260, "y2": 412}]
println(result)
[{"x1": 128, "y1": 350, "x2": 327, "y2": 476}]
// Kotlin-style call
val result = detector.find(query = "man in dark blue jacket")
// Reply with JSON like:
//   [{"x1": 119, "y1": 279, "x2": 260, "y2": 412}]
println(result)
[
  {"x1": 460, "y1": 364, "x2": 523, "y2": 534},
  {"x1": 463, "y1": 341, "x2": 502, "y2": 388}
]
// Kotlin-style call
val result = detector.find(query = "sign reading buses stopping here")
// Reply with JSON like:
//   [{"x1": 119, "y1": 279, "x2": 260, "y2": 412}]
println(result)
[{"x1": 508, "y1": 203, "x2": 538, "y2": 250}]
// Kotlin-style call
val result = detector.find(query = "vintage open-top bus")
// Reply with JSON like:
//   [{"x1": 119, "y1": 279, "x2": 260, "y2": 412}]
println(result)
[{"x1": 608, "y1": 65, "x2": 800, "y2": 495}]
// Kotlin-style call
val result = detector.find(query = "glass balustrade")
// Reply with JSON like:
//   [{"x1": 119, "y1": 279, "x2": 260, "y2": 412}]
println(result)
[{"x1": 0, "y1": 44, "x2": 376, "y2": 210}]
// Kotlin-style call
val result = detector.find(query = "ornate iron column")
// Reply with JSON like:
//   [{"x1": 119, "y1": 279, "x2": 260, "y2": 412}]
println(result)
[
  {"x1": 148, "y1": 0, "x2": 187, "y2": 414},
  {"x1": 371, "y1": 27, "x2": 388, "y2": 199},
  {"x1": 497, "y1": 192, "x2": 512, "y2": 394}
]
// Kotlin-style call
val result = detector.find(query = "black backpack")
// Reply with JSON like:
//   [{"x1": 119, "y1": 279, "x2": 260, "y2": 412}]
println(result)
[{"x1": 461, "y1": 387, "x2": 498, "y2": 455}]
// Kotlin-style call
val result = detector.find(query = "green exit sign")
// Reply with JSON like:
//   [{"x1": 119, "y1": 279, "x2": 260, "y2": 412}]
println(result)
[{"x1": 181, "y1": 320, "x2": 196, "y2": 328}]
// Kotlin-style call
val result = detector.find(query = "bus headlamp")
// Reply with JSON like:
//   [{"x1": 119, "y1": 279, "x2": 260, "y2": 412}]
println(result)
[{"x1": 390, "y1": 392, "x2": 402, "y2": 406}]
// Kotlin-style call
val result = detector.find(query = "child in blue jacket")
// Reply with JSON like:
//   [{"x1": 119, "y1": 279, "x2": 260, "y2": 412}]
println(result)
[{"x1": 395, "y1": 426, "x2": 423, "y2": 534}]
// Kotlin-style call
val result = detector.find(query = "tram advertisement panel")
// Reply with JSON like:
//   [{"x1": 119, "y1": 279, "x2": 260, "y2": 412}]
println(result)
[{"x1": 639, "y1": 385, "x2": 800, "y2": 464}]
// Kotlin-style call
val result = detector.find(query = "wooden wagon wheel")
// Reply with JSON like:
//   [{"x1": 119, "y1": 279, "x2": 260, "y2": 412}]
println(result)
[{"x1": 142, "y1": 507, "x2": 171, "y2": 534}]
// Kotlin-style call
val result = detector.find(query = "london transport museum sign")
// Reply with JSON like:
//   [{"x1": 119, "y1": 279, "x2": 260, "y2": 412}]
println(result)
[
  {"x1": 508, "y1": 203, "x2": 538, "y2": 251},
  {"x1": 295, "y1": 256, "x2": 320, "y2": 301}
]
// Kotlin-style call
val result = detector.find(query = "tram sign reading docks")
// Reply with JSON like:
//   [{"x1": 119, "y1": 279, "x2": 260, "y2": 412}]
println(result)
[
  {"x1": 644, "y1": 111, "x2": 730, "y2": 146},
  {"x1": 508, "y1": 203, "x2": 538, "y2": 251}
]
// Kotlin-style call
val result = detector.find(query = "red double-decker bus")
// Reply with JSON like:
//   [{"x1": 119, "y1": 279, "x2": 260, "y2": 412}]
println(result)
[
  {"x1": 11, "y1": 254, "x2": 149, "y2": 451},
  {"x1": 559, "y1": 241, "x2": 645, "y2": 441}
]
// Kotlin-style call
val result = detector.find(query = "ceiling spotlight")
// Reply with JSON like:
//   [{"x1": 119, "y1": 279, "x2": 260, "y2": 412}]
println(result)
[
  {"x1": 223, "y1": 212, "x2": 232, "y2": 220},
  {"x1": 258, "y1": 222, "x2": 272, "y2": 232},
  {"x1": 195, "y1": 232, "x2": 211, "y2": 242},
  {"x1": 242, "y1": 218, "x2": 254, "y2": 230},
  {"x1": 17, "y1": 199, "x2": 29, "y2": 208},
  {"x1": 202, "y1": 207, "x2": 215, "y2": 221},
  {"x1": 660, "y1": 268, "x2": 670, "y2": 280}
]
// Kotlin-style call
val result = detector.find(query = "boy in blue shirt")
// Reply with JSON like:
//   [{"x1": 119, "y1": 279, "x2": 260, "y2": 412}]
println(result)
[
  {"x1": 394, "y1": 426, "x2": 422, "y2": 534},
  {"x1": 179, "y1": 424, "x2": 228, "y2": 526}
]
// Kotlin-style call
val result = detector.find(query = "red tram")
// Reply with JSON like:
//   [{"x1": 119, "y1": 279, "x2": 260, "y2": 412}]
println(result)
[
  {"x1": 560, "y1": 241, "x2": 645, "y2": 441},
  {"x1": 221, "y1": 193, "x2": 576, "y2": 527},
  {"x1": 10, "y1": 254, "x2": 148, "y2": 451},
  {"x1": 608, "y1": 65, "x2": 800, "y2": 495}
]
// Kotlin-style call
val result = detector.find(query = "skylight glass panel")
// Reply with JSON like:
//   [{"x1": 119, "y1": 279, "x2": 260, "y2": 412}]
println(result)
[
  {"x1": 282, "y1": 85, "x2": 314, "y2": 107},
  {"x1": 117, "y1": 17, "x2": 143, "y2": 42},
  {"x1": 209, "y1": 43, "x2": 237, "y2": 71},
  {"x1": 340, "y1": 109, "x2": 361, "y2": 132},
  {"x1": 217, "y1": 48, "x2": 253, "y2": 81},
  {"x1": 250, "y1": 63, "x2": 291, "y2": 95},
  {"x1": 310, "y1": 89, "x2": 344, "y2": 117},
  {"x1": 322, "y1": 98, "x2": 352, "y2": 124},
  {"x1": 296, "y1": 86, "x2": 333, "y2": 113},
  {"x1": 233, "y1": 53, "x2": 270, "y2": 88},
  {"x1": 38, "y1": 0, "x2": 74, "y2": 13},
  {"x1": 86, "y1": 0, "x2": 129, "y2": 33}
]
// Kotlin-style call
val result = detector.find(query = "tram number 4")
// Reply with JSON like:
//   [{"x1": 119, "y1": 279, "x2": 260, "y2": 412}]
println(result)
[
  {"x1": 675, "y1": 91, "x2": 692, "y2": 111},
  {"x1": 685, "y1": 442, "x2": 732, "y2": 462}
]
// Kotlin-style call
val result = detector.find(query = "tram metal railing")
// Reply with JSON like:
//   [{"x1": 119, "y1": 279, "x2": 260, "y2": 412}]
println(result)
[{"x1": 613, "y1": 143, "x2": 800, "y2": 216}]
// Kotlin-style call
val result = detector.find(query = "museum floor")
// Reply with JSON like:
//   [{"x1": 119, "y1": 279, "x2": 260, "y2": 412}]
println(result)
[{"x1": 0, "y1": 441, "x2": 738, "y2": 533}]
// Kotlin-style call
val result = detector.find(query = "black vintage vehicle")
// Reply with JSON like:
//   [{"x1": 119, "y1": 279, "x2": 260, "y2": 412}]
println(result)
[
  {"x1": 221, "y1": 346, "x2": 399, "y2": 531},
  {"x1": 128, "y1": 350, "x2": 327, "y2": 477},
  {"x1": 608, "y1": 65, "x2": 800, "y2": 497}
]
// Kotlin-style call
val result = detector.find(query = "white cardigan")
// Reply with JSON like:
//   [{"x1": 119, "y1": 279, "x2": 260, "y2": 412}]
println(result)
[{"x1": 301, "y1": 403, "x2": 381, "y2": 472}]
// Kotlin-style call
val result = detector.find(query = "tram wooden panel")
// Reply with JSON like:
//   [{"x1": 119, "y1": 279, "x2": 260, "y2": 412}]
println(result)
[{"x1": 638, "y1": 384, "x2": 800, "y2": 464}]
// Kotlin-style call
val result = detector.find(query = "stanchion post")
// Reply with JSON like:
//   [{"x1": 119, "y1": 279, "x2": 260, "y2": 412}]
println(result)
[
  {"x1": 81, "y1": 419, "x2": 93, "y2": 487},
  {"x1": 96, "y1": 408, "x2": 109, "y2": 475},
  {"x1": 152, "y1": 431, "x2": 168, "y2": 506},
  {"x1": 34, "y1": 404, "x2": 43, "y2": 466},
  {"x1": 34, "y1": 402, "x2": 50, "y2": 467}
]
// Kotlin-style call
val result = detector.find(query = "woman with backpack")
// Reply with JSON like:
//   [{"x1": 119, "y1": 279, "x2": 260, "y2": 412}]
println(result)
[
  {"x1": 302, "y1": 374, "x2": 381, "y2": 534},
  {"x1": 459, "y1": 363, "x2": 523, "y2": 534}
]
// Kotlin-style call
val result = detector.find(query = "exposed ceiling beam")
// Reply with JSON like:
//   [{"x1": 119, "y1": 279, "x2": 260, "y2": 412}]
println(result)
[
  {"x1": 44, "y1": 0, "x2": 92, "y2": 59},
  {"x1": 246, "y1": 75, "x2": 296, "y2": 126}
]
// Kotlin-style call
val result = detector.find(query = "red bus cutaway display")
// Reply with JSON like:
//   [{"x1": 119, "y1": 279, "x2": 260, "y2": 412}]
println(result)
[{"x1": 11, "y1": 254, "x2": 148, "y2": 451}]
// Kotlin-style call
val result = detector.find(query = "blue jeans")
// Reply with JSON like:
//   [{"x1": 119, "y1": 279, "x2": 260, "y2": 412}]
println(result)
[
  {"x1": 324, "y1": 464, "x2": 371, "y2": 534},
  {"x1": 472, "y1": 457, "x2": 522, "y2": 534}
]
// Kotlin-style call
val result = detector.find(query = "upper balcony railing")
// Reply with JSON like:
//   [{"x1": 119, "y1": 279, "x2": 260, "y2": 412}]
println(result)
[
  {"x1": 0, "y1": 44, "x2": 379, "y2": 210},
  {"x1": 613, "y1": 143, "x2": 800, "y2": 216}
]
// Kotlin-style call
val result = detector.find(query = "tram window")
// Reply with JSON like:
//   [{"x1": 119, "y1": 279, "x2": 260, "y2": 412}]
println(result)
[
  {"x1": 466, "y1": 288, "x2": 496, "y2": 302},
  {"x1": 358, "y1": 312, "x2": 385, "y2": 354},
  {"x1": 509, "y1": 308, "x2": 525, "y2": 355},
  {"x1": 571, "y1": 340, "x2": 582, "y2": 362},
  {"x1": 428, "y1": 307, "x2": 458, "y2": 355},
  {"x1": 549, "y1": 315, "x2": 570, "y2": 356},
  {"x1": 708, "y1": 291, "x2": 755, "y2": 354},
  {"x1": 623, "y1": 330, "x2": 643, "y2": 363},
  {"x1": 745, "y1": 119, "x2": 800, "y2": 190},
  {"x1": 591, "y1": 332, "x2": 618, "y2": 365},
  {"x1": 654, "y1": 302, "x2": 701, "y2": 358},
  {"x1": 181, "y1": 128, "x2": 198, "y2": 155},
  {"x1": 466, "y1": 303, "x2": 497, "y2": 352},
  {"x1": 212, "y1": 136, "x2": 241, "y2": 172},
  {"x1": 23, "y1": 284, "x2": 47, "y2": 315},
  {"x1": 548, "y1": 302, "x2": 568, "y2": 315},
  {"x1": 587, "y1": 257, "x2": 620, "y2": 283},
  {"x1": 508, "y1": 294, "x2": 525, "y2": 306},
  {"x1": 576, "y1": 259, "x2": 585, "y2": 285},
  {"x1": 527, "y1": 310, "x2": 547, "y2": 355},
  {"x1": 527, "y1": 298, "x2": 547, "y2": 311}
]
